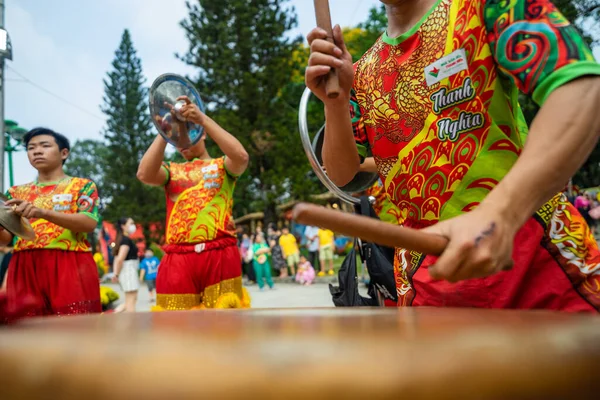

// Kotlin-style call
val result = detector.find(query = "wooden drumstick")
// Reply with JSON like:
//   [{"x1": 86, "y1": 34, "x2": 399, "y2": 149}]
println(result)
[
  {"x1": 313, "y1": 0, "x2": 340, "y2": 99},
  {"x1": 292, "y1": 203, "x2": 448, "y2": 256}
]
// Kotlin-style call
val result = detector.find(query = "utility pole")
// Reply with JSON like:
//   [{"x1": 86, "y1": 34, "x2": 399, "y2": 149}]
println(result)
[{"x1": 0, "y1": 0, "x2": 5, "y2": 193}]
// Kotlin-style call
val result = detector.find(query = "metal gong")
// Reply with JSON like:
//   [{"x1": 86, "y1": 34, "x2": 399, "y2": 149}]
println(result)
[
  {"x1": 298, "y1": 87, "x2": 378, "y2": 205},
  {"x1": 0, "y1": 194, "x2": 36, "y2": 241},
  {"x1": 149, "y1": 73, "x2": 206, "y2": 149}
]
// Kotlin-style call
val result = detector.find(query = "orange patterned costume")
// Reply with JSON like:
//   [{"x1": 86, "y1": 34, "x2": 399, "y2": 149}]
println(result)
[
  {"x1": 154, "y1": 157, "x2": 248, "y2": 310},
  {"x1": 4, "y1": 177, "x2": 101, "y2": 317}
]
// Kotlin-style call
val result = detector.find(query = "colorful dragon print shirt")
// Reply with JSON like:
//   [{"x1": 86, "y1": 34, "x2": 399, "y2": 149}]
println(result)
[
  {"x1": 365, "y1": 179, "x2": 403, "y2": 225},
  {"x1": 162, "y1": 157, "x2": 237, "y2": 245},
  {"x1": 351, "y1": 0, "x2": 600, "y2": 309},
  {"x1": 6, "y1": 177, "x2": 99, "y2": 252}
]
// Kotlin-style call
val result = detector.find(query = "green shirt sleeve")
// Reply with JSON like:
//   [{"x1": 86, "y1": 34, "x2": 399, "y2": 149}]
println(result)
[
  {"x1": 350, "y1": 88, "x2": 369, "y2": 161},
  {"x1": 483, "y1": 0, "x2": 600, "y2": 105},
  {"x1": 77, "y1": 181, "x2": 100, "y2": 223},
  {"x1": 161, "y1": 162, "x2": 171, "y2": 186},
  {"x1": 223, "y1": 156, "x2": 242, "y2": 179}
]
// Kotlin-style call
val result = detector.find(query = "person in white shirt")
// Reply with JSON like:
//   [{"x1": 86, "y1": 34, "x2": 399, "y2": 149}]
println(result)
[{"x1": 303, "y1": 226, "x2": 320, "y2": 277}]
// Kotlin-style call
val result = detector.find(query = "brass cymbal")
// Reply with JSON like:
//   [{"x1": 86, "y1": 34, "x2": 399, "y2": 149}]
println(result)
[{"x1": 0, "y1": 195, "x2": 36, "y2": 241}]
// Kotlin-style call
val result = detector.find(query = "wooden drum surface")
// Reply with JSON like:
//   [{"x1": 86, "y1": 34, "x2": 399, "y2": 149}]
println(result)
[{"x1": 1, "y1": 308, "x2": 600, "y2": 399}]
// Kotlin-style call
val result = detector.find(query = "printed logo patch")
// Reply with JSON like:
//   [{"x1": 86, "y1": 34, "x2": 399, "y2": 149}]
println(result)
[
  {"x1": 53, "y1": 193, "x2": 73, "y2": 212},
  {"x1": 204, "y1": 181, "x2": 221, "y2": 190},
  {"x1": 428, "y1": 67, "x2": 440, "y2": 78},
  {"x1": 203, "y1": 173, "x2": 219, "y2": 180},
  {"x1": 201, "y1": 164, "x2": 219, "y2": 173},
  {"x1": 425, "y1": 48, "x2": 468, "y2": 86},
  {"x1": 52, "y1": 194, "x2": 73, "y2": 203}
]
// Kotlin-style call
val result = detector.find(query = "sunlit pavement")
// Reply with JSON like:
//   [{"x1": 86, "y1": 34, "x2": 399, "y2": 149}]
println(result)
[{"x1": 103, "y1": 281, "x2": 337, "y2": 312}]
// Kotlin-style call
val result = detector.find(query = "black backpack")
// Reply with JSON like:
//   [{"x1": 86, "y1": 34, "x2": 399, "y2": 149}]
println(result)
[
  {"x1": 329, "y1": 240, "x2": 375, "y2": 307},
  {"x1": 329, "y1": 196, "x2": 397, "y2": 306}
]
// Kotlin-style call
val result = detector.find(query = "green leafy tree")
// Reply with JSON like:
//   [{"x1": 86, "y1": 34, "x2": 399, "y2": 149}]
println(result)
[
  {"x1": 64, "y1": 139, "x2": 110, "y2": 210},
  {"x1": 288, "y1": 4, "x2": 388, "y2": 192},
  {"x1": 179, "y1": 0, "x2": 322, "y2": 223},
  {"x1": 569, "y1": 0, "x2": 600, "y2": 45},
  {"x1": 351, "y1": 4, "x2": 387, "y2": 59},
  {"x1": 101, "y1": 29, "x2": 165, "y2": 241}
]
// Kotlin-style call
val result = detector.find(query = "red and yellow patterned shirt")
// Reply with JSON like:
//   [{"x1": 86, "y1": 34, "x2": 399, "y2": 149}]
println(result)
[
  {"x1": 350, "y1": 0, "x2": 600, "y2": 308},
  {"x1": 162, "y1": 157, "x2": 237, "y2": 245},
  {"x1": 352, "y1": 0, "x2": 600, "y2": 229},
  {"x1": 7, "y1": 177, "x2": 99, "y2": 252},
  {"x1": 365, "y1": 179, "x2": 403, "y2": 225}
]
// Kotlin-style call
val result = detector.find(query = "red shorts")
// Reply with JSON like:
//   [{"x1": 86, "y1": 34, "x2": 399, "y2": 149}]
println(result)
[
  {"x1": 396, "y1": 201, "x2": 600, "y2": 312},
  {"x1": 6, "y1": 249, "x2": 101, "y2": 317},
  {"x1": 155, "y1": 237, "x2": 247, "y2": 310}
]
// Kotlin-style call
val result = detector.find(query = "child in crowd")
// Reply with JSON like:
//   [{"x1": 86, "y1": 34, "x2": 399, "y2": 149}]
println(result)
[
  {"x1": 140, "y1": 248, "x2": 160, "y2": 302},
  {"x1": 252, "y1": 234, "x2": 275, "y2": 291},
  {"x1": 295, "y1": 255, "x2": 316, "y2": 286}
]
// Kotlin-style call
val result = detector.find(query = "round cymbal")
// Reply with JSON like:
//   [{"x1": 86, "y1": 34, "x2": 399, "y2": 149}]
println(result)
[
  {"x1": 149, "y1": 73, "x2": 206, "y2": 149},
  {"x1": 312, "y1": 125, "x2": 378, "y2": 193},
  {"x1": 0, "y1": 195, "x2": 35, "y2": 241},
  {"x1": 298, "y1": 88, "x2": 378, "y2": 205}
]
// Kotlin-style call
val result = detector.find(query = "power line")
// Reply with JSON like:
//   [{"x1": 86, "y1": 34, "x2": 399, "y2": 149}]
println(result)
[
  {"x1": 4, "y1": 67, "x2": 154, "y2": 144},
  {"x1": 5, "y1": 65, "x2": 105, "y2": 121},
  {"x1": 349, "y1": 0, "x2": 364, "y2": 25}
]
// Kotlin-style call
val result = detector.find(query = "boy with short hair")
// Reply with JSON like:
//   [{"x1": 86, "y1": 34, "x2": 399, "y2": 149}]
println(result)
[{"x1": 1, "y1": 128, "x2": 101, "y2": 318}]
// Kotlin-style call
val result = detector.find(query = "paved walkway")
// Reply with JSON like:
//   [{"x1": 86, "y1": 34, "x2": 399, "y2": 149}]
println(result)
[{"x1": 103, "y1": 281, "x2": 338, "y2": 312}]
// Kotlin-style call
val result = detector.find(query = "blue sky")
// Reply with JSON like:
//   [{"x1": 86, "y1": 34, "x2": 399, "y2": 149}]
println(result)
[
  {"x1": 4, "y1": 1, "x2": 600, "y2": 187},
  {"x1": 5, "y1": 0, "x2": 381, "y2": 186}
]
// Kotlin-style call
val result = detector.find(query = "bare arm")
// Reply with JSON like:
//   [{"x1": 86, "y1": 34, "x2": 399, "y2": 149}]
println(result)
[
  {"x1": 322, "y1": 102, "x2": 360, "y2": 186},
  {"x1": 179, "y1": 97, "x2": 249, "y2": 176},
  {"x1": 482, "y1": 76, "x2": 600, "y2": 227},
  {"x1": 306, "y1": 25, "x2": 359, "y2": 187},
  {"x1": 359, "y1": 157, "x2": 378, "y2": 173},
  {"x1": 256, "y1": 248, "x2": 271, "y2": 255},
  {"x1": 426, "y1": 77, "x2": 600, "y2": 283},
  {"x1": 4, "y1": 199, "x2": 97, "y2": 233},
  {"x1": 113, "y1": 245, "x2": 130, "y2": 277},
  {"x1": 41, "y1": 211, "x2": 97, "y2": 233},
  {"x1": 139, "y1": 268, "x2": 146, "y2": 281},
  {"x1": 0, "y1": 230, "x2": 13, "y2": 246},
  {"x1": 137, "y1": 135, "x2": 169, "y2": 186},
  {"x1": 202, "y1": 116, "x2": 249, "y2": 176}
]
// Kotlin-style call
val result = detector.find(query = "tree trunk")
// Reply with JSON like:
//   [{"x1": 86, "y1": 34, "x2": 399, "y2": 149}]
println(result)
[{"x1": 263, "y1": 201, "x2": 278, "y2": 229}]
